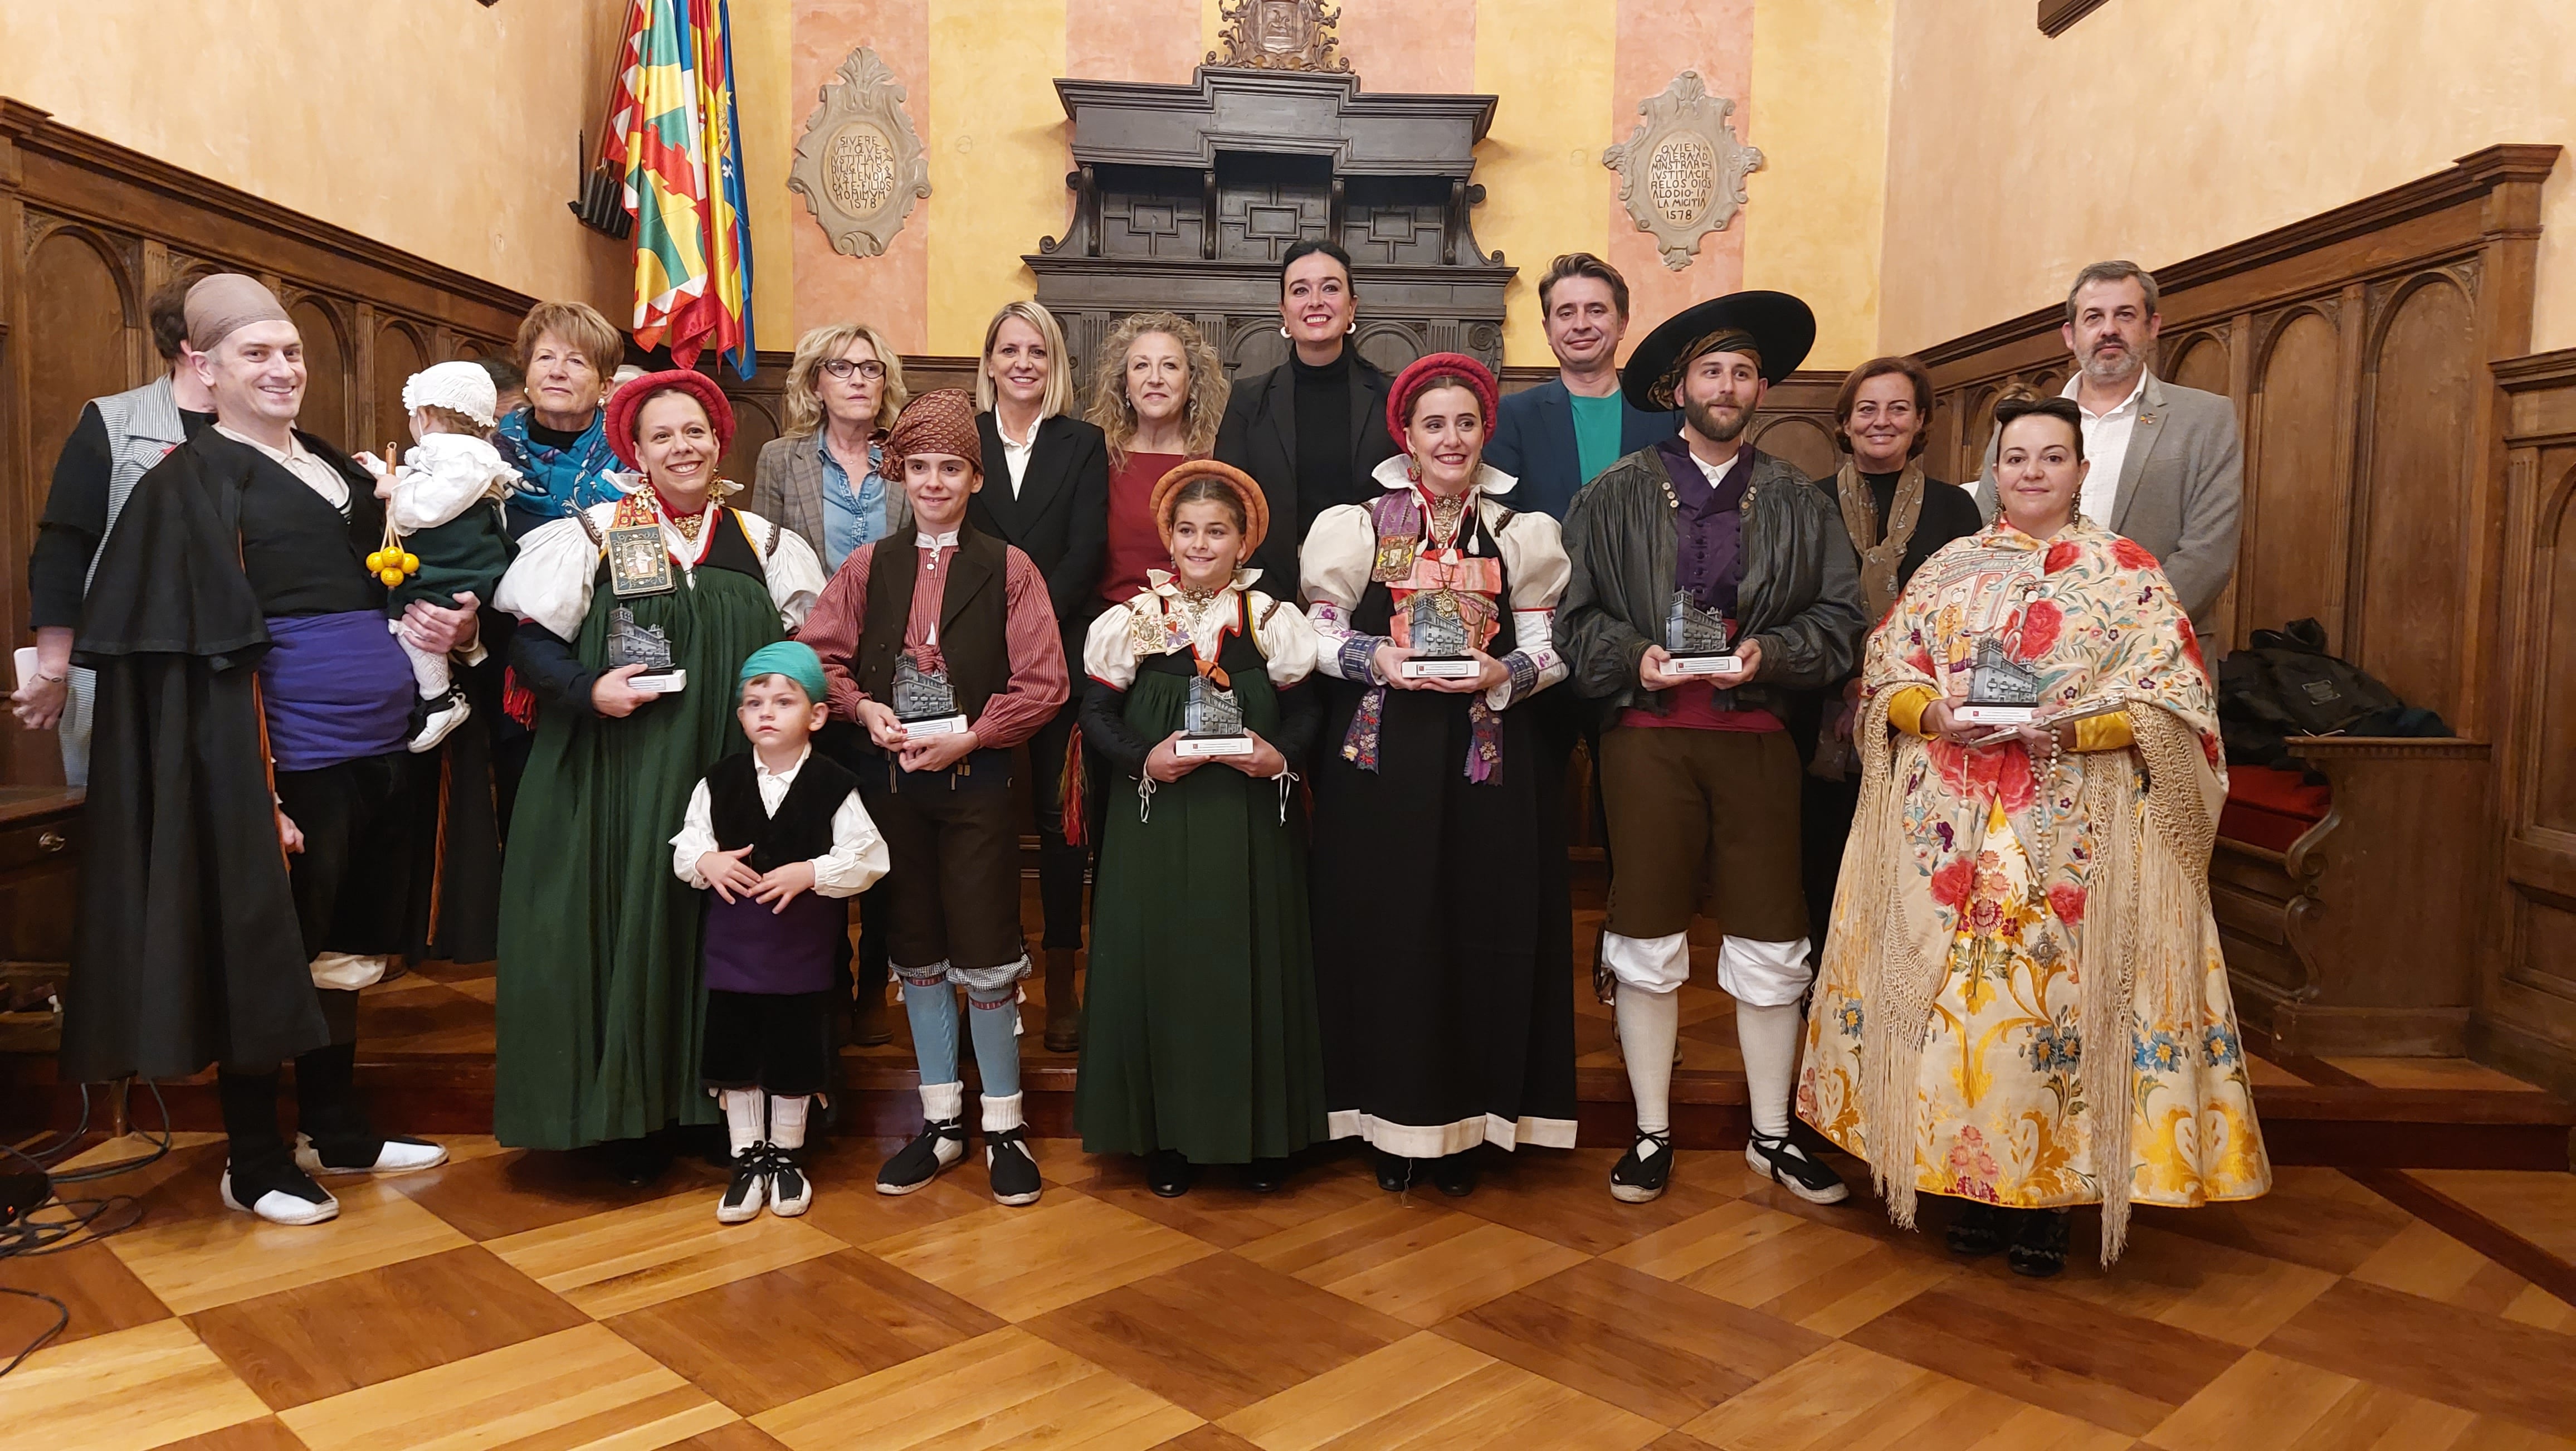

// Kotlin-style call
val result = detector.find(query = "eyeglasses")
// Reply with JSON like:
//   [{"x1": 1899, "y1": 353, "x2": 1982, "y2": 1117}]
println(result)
[{"x1": 820, "y1": 358, "x2": 886, "y2": 381}]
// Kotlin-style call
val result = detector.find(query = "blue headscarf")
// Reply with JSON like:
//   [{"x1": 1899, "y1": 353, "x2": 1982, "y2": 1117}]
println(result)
[
  {"x1": 495, "y1": 406, "x2": 627, "y2": 535},
  {"x1": 738, "y1": 641, "x2": 828, "y2": 705}
]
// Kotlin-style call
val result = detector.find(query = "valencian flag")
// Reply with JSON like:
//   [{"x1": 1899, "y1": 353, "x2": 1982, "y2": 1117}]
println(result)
[{"x1": 604, "y1": 0, "x2": 757, "y2": 378}]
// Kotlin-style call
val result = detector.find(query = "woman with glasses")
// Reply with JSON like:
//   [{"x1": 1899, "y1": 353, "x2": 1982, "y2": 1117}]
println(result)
[{"x1": 753, "y1": 324, "x2": 913, "y2": 576}]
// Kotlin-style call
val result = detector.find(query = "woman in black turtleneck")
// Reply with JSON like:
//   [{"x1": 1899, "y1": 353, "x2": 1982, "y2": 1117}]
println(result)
[
  {"x1": 1215, "y1": 241, "x2": 1398, "y2": 590},
  {"x1": 1801, "y1": 356, "x2": 1982, "y2": 951}
]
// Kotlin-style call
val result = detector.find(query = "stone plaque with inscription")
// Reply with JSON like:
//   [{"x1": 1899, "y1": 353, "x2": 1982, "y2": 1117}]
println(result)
[
  {"x1": 788, "y1": 47, "x2": 931, "y2": 259},
  {"x1": 1603, "y1": 71, "x2": 1763, "y2": 271}
]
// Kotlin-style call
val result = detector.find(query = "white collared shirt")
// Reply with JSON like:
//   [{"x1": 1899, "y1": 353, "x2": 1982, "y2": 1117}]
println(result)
[
  {"x1": 219, "y1": 423, "x2": 349, "y2": 509},
  {"x1": 996, "y1": 418, "x2": 1036, "y2": 498},
  {"x1": 669, "y1": 743, "x2": 890, "y2": 897},
  {"x1": 2061, "y1": 372, "x2": 2148, "y2": 527},
  {"x1": 916, "y1": 528, "x2": 960, "y2": 567}
]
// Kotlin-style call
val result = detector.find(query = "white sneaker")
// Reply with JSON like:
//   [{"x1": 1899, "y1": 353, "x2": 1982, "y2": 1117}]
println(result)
[
  {"x1": 221, "y1": 1167, "x2": 340, "y2": 1226},
  {"x1": 295, "y1": 1133, "x2": 451, "y2": 1177},
  {"x1": 408, "y1": 690, "x2": 472, "y2": 753},
  {"x1": 716, "y1": 1150, "x2": 770, "y2": 1225}
]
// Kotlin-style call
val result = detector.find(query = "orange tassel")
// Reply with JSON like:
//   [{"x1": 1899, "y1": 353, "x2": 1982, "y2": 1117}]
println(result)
[{"x1": 1059, "y1": 725, "x2": 1090, "y2": 848}]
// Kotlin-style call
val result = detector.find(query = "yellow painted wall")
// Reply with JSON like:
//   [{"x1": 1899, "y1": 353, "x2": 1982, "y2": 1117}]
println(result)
[
  {"x1": 731, "y1": 0, "x2": 797, "y2": 352},
  {"x1": 1471, "y1": 0, "x2": 1616, "y2": 366},
  {"x1": 1879, "y1": 0, "x2": 2576, "y2": 353},
  {"x1": 1743, "y1": 0, "x2": 1891, "y2": 371},
  {"x1": 0, "y1": 0, "x2": 630, "y2": 313},
  {"x1": 925, "y1": 0, "x2": 1072, "y2": 355}
]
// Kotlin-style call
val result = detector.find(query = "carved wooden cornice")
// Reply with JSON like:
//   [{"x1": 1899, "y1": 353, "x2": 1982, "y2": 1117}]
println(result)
[{"x1": 1916, "y1": 144, "x2": 2564, "y2": 369}]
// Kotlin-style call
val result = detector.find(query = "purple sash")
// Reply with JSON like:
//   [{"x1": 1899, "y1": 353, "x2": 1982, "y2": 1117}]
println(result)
[
  {"x1": 704, "y1": 890, "x2": 845, "y2": 994},
  {"x1": 256, "y1": 611, "x2": 413, "y2": 771}
]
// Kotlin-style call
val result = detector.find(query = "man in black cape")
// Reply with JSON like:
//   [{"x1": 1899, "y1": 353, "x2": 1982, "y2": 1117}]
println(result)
[{"x1": 65, "y1": 274, "x2": 499, "y2": 1225}]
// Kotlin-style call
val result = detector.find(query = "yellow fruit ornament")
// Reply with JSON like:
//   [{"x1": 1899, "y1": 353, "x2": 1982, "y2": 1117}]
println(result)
[{"x1": 364, "y1": 446, "x2": 425, "y2": 589}]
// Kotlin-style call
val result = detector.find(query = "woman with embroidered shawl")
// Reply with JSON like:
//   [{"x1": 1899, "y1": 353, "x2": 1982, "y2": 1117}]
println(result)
[
  {"x1": 1798, "y1": 395, "x2": 2268, "y2": 1277},
  {"x1": 491, "y1": 371, "x2": 825, "y2": 1177},
  {"x1": 1302, "y1": 353, "x2": 1576, "y2": 1199},
  {"x1": 1075, "y1": 460, "x2": 1326, "y2": 1197}
]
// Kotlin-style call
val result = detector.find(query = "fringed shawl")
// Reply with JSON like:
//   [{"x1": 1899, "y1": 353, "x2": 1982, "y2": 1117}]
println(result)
[{"x1": 1829, "y1": 518, "x2": 2226, "y2": 1263}]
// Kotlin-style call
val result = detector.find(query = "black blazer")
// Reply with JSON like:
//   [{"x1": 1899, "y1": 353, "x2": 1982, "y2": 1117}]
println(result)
[
  {"x1": 967, "y1": 410, "x2": 1109, "y2": 661},
  {"x1": 1485, "y1": 378, "x2": 1681, "y2": 523},
  {"x1": 1213, "y1": 354, "x2": 1399, "y2": 591}
]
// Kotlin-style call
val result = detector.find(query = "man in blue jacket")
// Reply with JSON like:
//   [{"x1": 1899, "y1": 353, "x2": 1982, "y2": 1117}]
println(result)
[{"x1": 1486, "y1": 253, "x2": 1680, "y2": 520}]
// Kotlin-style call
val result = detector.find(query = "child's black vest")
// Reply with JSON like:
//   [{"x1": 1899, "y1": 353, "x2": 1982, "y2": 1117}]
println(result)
[{"x1": 700, "y1": 751, "x2": 860, "y2": 996}]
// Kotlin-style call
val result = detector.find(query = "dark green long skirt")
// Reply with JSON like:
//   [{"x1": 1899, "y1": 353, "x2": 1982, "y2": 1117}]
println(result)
[
  {"x1": 1074, "y1": 658, "x2": 1327, "y2": 1163},
  {"x1": 493, "y1": 561, "x2": 780, "y2": 1149}
]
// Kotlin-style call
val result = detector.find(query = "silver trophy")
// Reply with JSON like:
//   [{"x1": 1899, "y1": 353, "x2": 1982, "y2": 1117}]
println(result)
[
  {"x1": 1178, "y1": 673, "x2": 1254, "y2": 758},
  {"x1": 606, "y1": 606, "x2": 685, "y2": 693},
  {"x1": 1954, "y1": 637, "x2": 2043, "y2": 725},
  {"x1": 1398, "y1": 590, "x2": 1481, "y2": 680},
  {"x1": 1663, "y1": 590, "x2": 1740, "y2": 675},
  {"x1": 891, "y1": 653, "x2": 967, "y2": 736}
]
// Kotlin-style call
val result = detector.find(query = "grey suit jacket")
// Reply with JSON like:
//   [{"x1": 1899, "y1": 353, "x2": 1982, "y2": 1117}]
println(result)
[
  {"x1": 1974, "y1": 372, "x2": 2242, "y2": 631},
  {"x1": 750, "y1": 430, "x2": 910, "y2": 576}
]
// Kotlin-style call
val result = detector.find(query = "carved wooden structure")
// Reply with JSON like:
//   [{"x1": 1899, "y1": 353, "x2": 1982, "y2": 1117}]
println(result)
[
  {"x1": 2488, "y1": 345, "x2": 2576, "y2": 1094},
  {"x1": 1024, "y1": 66, "x2": 1514, "y2": 382},
  {"x1": 0, "y1": 101, "x2": 538, "y2": 789},
  {"x1": 1913, "y1": 144, "x2": 2568, "y2": 1083}
]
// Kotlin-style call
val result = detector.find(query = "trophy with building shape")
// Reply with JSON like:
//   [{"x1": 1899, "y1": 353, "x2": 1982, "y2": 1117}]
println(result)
[
  {"x1": 1178, "y1": 671, "x2": 1254, "y2": 757},
  {"x1": 606, "y1": 606, "x2": 685, "y2": 693},
  {"x1": 891, "y1": 651, "x2": 968, "y2": 737},
  {"x1": 1663, "y1": 591, "x2": 1741, "y2": 675},
  {"x1": 1398, "y1": 589, "x2": 1481, "y2": 680}
]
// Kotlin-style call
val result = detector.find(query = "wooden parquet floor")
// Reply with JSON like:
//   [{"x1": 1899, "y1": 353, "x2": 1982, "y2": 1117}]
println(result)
[{"x1": 3, "y1": 1126, "x2": 2572, "y2": 1450}]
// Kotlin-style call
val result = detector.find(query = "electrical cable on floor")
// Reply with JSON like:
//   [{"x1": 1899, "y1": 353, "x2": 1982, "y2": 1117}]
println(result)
[
  {"x1": 0, "y1": 1289, "x2": 69, "y2": 1379},
  {"x1": 0, "y1": 1079, "x2": 175, "y2": 1379}
]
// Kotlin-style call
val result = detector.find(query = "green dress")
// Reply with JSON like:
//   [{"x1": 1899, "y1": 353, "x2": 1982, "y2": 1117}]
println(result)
[
  {"x1": 494, "y1": 508, "x2": 789, "y2": 1150},
  {"x1": 1074, "y1": 591, "x2": 1328, "y2": 1163}
]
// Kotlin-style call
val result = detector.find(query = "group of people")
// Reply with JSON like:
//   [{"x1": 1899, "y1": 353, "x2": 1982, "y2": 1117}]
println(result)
[{"x1": 14, "y1": 237, "x2": 2271, "y2": 1277}]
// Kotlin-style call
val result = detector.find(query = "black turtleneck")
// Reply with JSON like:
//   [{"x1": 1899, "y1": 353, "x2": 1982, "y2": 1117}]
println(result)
[{"x1": 1291, "y1": 347, "x2": 1353, "y2": 532}]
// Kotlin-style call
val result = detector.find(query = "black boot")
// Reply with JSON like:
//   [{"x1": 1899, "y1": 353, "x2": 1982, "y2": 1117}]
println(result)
[{"x1": 2007, "y1": 1207, "x2": 2072, "y2": 1278}]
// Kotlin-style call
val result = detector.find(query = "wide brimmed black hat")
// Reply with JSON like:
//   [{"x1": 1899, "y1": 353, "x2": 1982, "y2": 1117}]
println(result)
[{"x1": 1621, "y1": 290, "x2": 1817, "y2": 412}]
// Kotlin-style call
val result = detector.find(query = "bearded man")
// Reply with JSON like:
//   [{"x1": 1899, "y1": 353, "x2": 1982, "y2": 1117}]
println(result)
[
  {"x1": 1554, "y1": 291, "x2": 1866, "y2": 1206},
  {"x1": 1973, "y1": 260, "x2": 2242, "y2": 640}
]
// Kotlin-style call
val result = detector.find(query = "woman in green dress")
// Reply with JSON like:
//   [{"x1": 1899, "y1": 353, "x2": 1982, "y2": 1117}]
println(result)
[
  {"x1": 492, "y1": 371, "x2": 826, "y2": 1180},
  {"x1": 1075, "y1": 460, "x2": 1326, "y2": 1196}
]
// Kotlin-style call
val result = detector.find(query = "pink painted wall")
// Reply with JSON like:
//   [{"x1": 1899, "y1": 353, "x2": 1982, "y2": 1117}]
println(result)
[
  {"x1": 1610, "y1": 0, "x2": 1755, "y2": 327},
  {"x1": 1066, "y1": 0, "x2": 1206, "y2": 84},
  {"x1": 791, "y1": 0, "x2": 933, "y2": 353},
  {"x1": 1337, "y1": 4, "x2": 1477, "y2": 95}
]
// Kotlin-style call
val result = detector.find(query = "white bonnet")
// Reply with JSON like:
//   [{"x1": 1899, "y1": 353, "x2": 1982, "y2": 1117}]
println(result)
[{"x1": 402, "y1": 360, "x2": 500, "y2": 429}]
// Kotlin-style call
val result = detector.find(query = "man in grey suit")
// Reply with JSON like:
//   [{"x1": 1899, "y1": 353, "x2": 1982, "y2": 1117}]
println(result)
[{"x1": 1974, "y1": 260, "x2": 2242, "y2": 639}]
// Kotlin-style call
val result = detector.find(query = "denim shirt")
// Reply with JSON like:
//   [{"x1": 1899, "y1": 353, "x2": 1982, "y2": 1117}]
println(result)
[{"x1": 819, "y1": 434, "x2": 890, "y2": 575}]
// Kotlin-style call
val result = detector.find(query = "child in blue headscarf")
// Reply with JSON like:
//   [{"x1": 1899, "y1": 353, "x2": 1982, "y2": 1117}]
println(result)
[{"x1": 669, "y1": 642, "x2": 887, "y2": 1223}]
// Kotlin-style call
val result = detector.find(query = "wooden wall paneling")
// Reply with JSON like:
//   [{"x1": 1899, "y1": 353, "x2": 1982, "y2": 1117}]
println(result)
[
  {"x1": 370, "y1": 317, "x2": 427, "y2": 460},
  {"x1": 286, "y1": 293, "x2": 352, "y2": 448},
  {"x1": 2242, "y1": 305, "x2": 2346, "y2": 648},
  {"x1": 2484, "y1": 348, "x2": 2576, "y2": 1098},
  {"x1": 2351, "y1": 273, "x2": 2480, "y2": 724}
]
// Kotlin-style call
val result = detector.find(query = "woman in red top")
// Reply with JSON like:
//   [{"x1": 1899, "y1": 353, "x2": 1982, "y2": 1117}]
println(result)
[{"x1": 1085, "y1": 312, "x2": 1230, "y2": 608}]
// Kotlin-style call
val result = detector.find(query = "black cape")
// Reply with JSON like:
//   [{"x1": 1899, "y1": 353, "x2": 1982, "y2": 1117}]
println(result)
[{"x1": 62, "y1": 429, "x2": 502, "y2": 1082}]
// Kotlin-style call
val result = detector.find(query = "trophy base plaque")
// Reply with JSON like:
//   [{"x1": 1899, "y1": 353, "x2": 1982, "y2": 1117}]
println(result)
[
  {"x1": 628, "y1": 668, "x2": 686, "y2": 695},
  {"x1": 1953, "y1": 703, "x2": 2036, "y2": 726},
  {"x1": 1399, "y1": 656, "x2": 1481, "y2": 680},
  {"x1": 897, "y1": 713, "x2": 969, "y2": 738},
  {"x1": 1667, "y1": 653, "x2": 1743, "y2": 676},
  {"x1": 1175, "y1": 733, "x2": 1256, "y2": 758}
]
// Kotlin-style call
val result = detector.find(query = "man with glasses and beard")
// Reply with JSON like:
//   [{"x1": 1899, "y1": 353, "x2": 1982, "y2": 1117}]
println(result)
[
  {"x1": 1973, "y1": 260, "x2": 2242, "y2": 641},
  {"x1": 1555, "y1": 292, "x2": 1865, "y2": 1209}
]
